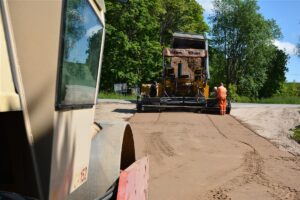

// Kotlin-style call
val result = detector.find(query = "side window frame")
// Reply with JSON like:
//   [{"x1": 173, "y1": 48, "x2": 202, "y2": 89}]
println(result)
[{"x1": 55, "y1": 0, "x2": 104, "y2": 111}]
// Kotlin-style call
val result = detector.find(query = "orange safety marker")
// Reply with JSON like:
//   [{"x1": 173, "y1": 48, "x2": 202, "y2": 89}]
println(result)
[{"x1": 117, "y1": 157, "x2": 149, "y2": 200}]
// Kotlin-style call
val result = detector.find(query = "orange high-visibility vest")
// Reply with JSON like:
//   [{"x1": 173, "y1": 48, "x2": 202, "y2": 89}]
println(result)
[{"x1": 217, "y1": 86, "x2": 227, "y2": 99}]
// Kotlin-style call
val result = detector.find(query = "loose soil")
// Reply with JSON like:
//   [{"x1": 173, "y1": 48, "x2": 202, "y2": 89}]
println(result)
[
  {"x1": 95, "y1": 102, "x2": 300, "y2": 200},
  {"x1": 231, "y1": 104, "x2": 300, "y2": 156}
]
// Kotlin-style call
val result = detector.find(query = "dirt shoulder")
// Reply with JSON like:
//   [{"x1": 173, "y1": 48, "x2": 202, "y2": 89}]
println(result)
[{"x1": 231, "y1": 103, "x2": 300, "y2": 156}]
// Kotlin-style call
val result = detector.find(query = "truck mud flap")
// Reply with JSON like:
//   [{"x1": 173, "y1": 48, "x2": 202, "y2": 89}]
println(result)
[{"x1": 117, "y1": 157, "x2": 149, "y2": 200}]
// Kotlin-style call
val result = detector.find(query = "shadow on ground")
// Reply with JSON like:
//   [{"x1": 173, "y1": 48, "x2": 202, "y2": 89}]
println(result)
[{"x1": 113, "y1": 109, "x2": 136, "y2": 114}]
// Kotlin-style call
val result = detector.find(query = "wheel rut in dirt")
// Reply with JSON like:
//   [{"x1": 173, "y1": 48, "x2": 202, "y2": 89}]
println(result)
[
  {"x1": 206, "y1": 150, "x2": 300, "y2": 200},
  {"x1": 148, "y1": 131, "x2": 175, "y2": 159},
  {"x1": 204, "y1": 115, "x2": 300, "y2": 200}
]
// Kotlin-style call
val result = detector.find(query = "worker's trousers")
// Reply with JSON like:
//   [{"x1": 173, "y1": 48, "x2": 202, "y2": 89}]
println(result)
[{"x1": 219, "y1": 98, "x2": 226, "y2": 115}]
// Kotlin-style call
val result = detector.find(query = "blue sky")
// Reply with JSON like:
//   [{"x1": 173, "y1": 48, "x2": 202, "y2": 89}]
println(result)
[{"x1": 197, "y1": 0, "x2": 300, "y2": 82}]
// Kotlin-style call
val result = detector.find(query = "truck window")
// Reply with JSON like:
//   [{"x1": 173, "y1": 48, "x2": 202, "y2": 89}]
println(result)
[{"x1": 56, "y1": 0, "x2": 103, "y2": 109}]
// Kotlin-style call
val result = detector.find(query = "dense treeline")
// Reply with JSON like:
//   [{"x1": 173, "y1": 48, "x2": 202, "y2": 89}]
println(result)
[
  {"x1": 100, "y1": 0, "x2": 208, "y2": 90},
  {"x1": 100, "y1": 0, "x2": 291, "y2": 99}
]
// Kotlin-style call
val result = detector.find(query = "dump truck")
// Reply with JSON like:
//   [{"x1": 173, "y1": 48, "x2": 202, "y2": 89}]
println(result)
[
  {"x1": 0, "y1": 0, "x2": 148, "y2": 200},
  {"x1": 137, "y1": 32, "x2": 231, "y2": 113}
]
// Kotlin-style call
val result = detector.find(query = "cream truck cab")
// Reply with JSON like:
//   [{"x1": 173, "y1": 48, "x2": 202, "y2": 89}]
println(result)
[{"x1": 0, "y1": 0, "x2": 148, "y2": 199}]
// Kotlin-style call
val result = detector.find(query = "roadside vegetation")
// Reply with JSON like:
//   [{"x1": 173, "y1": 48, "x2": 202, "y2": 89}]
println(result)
[
  {"x1": 99, "y1": 0, "x2": 298, "y2": 103},
  {"x1": 292, "y1": 125, "x2": 300, "y2": 144},
  {"x1": 229, "y1": 82, "x2": 300, "y2": 104},
  {"x1": 98, "y1": 92, "x2": 137, "y2": 100},
  {"x1": 235, "y1": 96, "x2": 300, "y2": 104}
]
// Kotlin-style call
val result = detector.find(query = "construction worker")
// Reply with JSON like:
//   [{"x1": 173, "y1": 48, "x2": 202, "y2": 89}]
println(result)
[{"x1": 217, "y1": 83, "x2": 227, "y2": 115}]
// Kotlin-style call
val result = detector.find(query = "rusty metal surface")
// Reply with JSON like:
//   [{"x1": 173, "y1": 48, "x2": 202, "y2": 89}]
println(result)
[{"x1": 163, "y1": 48, "x2": 207, "y2": 58}]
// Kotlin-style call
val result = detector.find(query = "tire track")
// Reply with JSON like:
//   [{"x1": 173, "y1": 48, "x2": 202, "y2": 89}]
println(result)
[
  {"x1": 147, "y1": 131, "x2": 175, "y2": 160},
  {"x1": 155, "y1": 113, "x2": 161, "y2": 124},
  {"x1": 203, "y1": 116, "x2": 300, "y2": 200},
  {"x1": 206, "y1": 115, "x2": 228, "y2": 139},
  {"x1": 205, "y1": 149, "x2": 300, "y2": 200}
]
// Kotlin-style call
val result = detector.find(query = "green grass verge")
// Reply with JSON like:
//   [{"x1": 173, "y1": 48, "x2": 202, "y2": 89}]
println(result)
[
  {"x1": 98, "y1": 92, "x2": 137, "y2": 100},
  {"x1": 236, "y1": 96, "x2": 300, "y2": 104},
  {"x1": 292, "y1": 125, "x2": 300, "y2": 144},
  {"x1": 98, "y1": 91, "x2": 300, "y2": 104}
]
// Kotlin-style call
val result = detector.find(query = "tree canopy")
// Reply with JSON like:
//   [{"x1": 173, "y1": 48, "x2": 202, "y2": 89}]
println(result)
[
  {"x1": 100, "y1": 0, "x2": 208, "y2": 90},
  {"x1": 101, "y1": 0, "x2": 162, "y2": 90},
  {"x1": 159, "y1": 0, "x2": 208, "y2": 45},
  {"x1": 209, "y1": 0, "x2": 287, "y2": 98},
  {"x1": 258, "y1": 48, "x2": 289, "y2": 98}
]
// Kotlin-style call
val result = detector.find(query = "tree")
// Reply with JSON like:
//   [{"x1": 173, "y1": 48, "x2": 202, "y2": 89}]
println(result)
[
  {"x1": 208, "y1": 46, "x2": 226, "y2": 87},
  {"x1": 210, "y1": 0, "x2": 281, "y2": 98},
  {"x1": 159, "y1": 0, "x2": 209, "y2": 45},
  {"x1": 101, "y1": 0, "x2": 162, "y2": 90},
  {"x1": 259, "y1": 48, "x2": 289, "y2": 98}
]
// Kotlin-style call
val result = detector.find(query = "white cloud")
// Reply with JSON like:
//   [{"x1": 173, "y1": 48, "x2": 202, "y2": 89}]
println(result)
[
  {"x1": 273, "y1": 40, "x2": 298, "y2": 56},
  {"x1": 196, "y1": 0, "x2": 214, "y2": 14},
  {"x1": 86, "y1": 25, "x2": 101, "y2": 37}
]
